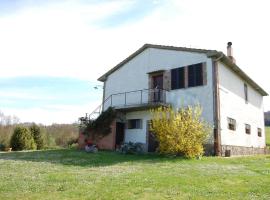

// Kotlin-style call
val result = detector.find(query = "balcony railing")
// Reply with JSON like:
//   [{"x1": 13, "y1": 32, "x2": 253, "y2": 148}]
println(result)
[{"x1": 88, "y1": 88, "x2": 168, "y2": 119}]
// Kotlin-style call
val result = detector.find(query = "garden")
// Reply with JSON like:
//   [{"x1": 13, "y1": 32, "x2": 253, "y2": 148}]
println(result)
[{"x1": 0, "y1": 149, "x2": 270, "y2": 199}]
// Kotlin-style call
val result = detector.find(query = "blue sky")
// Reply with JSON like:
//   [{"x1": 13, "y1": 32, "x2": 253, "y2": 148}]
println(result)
[{"x1": 0, "y1": 0, "x2": 269, "y2": 124}]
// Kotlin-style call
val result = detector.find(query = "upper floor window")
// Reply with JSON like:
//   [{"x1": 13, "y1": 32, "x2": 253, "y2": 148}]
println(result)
[
  {"x1": 227, "y1": 117, "x2": 236, "y2": 131},
  {"x1": 257, "y1": 128, "x2": 262, "y2": 137},
  {"x1": 127, "y1": 119, "x2": 142, "y2": 129},
  {"x1": 188, "y1": 63, "x2": 203, "y2": 87},
  {"x1": 245, "y1": 124, "x2": 251, "y2": 134},
  {"x1": 171, "y1": 67, "x2": 185, "y2": 90},
  {"x1": 244, "y1": 83, "x2": 248, "y2": 103},
  {"x1": 171, "y1": 63, "x2": 206, "y2": 90}
]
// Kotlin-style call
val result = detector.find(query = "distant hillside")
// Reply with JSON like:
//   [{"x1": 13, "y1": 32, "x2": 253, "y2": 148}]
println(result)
[{"x1": 265, "y1": 111, "x2": 270, "y2": 126}]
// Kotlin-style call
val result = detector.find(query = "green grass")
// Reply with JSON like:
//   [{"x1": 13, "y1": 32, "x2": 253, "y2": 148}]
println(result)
[
  {"x1": 266, "y1": 126, "x2": 270, "y2": 147},
  {"x1": 0, "y1": 149, "x2": 270, "y2": 200}
]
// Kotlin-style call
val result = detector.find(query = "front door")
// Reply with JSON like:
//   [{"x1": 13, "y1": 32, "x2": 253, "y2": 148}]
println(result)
[
  {"x1": 152, "y1": 74, "x2": 163, "y2": 102},
  {"x1": 115, "y1": 122, "x2": 125, "y2": 148},
  {"x1": 147, "y1": 121, "x2": 159, "y2": 152}
]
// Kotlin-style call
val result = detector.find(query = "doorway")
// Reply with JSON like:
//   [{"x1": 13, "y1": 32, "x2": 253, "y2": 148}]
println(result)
[
  {"x1": 147, "y1": 121, "x2": 159, "y2": 152},
  {"x1": 115, "y1": 122, "x2": 125, "y2": 148},
  {"x1": 152, "y1": 74, "x2": 163, "y2": 102}
]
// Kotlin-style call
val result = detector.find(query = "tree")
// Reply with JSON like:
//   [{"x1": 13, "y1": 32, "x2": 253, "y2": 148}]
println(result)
[
  {"x1": 150, "y1": 106, "x2": 210, "y2": 158},
  {"x1": 10, "y1": 126, "x2": 36, "y2": 151},
  {"x1": 30, "y1": 124, "x2": 45, "y2": 150}
]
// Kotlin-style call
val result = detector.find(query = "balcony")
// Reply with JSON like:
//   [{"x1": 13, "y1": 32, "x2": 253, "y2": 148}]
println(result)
[{"x1": 89, "y1": 88, "x2": 169, "y2": 119}]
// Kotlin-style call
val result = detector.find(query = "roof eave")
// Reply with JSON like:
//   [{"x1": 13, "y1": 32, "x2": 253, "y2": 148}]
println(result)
[{"x1": 210, "y1": 52, "x2": 268, "y2": 96}]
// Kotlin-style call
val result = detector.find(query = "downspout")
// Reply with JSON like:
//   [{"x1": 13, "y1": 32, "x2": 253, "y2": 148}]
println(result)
[{"x1": 212, "y1": 53, "x2": 223, "y2": 156}]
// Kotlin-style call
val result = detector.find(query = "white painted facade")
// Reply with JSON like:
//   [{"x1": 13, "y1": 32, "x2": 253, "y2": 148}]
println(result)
[
  {"x1": 218, "y1": 62, "x2": 265, "y2": 147},
  {"x1": 99, "y1": 45, "x2": 267, "y2": 152},
  {"x1": 103, "y1": 47, "x2": 215, "y2": 145}
]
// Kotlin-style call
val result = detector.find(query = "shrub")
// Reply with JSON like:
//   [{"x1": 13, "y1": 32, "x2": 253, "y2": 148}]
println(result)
[
  {"x1": 150, "y1": 106, "x2": 210, "y2": 158},
  {"x1": 80, "y1": 107, "x2": 117, "y2": 142},
  {"x1": 29, "y1": 124, "x2": 45, "y2": 150},
  {"x1": 10, "y1": 126, "x2": 37, "y2": 151},
  {"x1": 119, "y1": 142, "x2": 144, "y2": 154},
  {"x1": 0, "y1": 143, "x2": 6, "y2": 151}
]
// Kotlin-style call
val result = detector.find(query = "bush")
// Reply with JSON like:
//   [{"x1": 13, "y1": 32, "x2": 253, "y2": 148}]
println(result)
[
  {"x1": 30, "y1": 124, "x2": 45, "y2": 150},
  {"x1": 119, "y1": 142, "x2": 144, "y2": 154},
  {"x1": 80, "y1": 107, "x2": 117, "y2": 141},
  {"x1": 0, "y1": 143, "x2": 6, "y2": 151},
  {"x1": 150, "y1": 106, "x2": 210, "y2": 158},
  {"x1": 10, "y1": 126, "x2": 37, "y2": 151}
]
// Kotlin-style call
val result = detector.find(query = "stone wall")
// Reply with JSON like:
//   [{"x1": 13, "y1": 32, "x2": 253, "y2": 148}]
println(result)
[{"x1": 221, "y1": 145, "x2": 269, "y2": 156}]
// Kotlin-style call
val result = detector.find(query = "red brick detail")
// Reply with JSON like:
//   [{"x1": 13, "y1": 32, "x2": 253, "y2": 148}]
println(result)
[
  {"x1": 78, "y1": 132, "x2": 86, "y2": 149},
  {"x1": 77, "y1": 120, "x2": 117, "y2": 150}
]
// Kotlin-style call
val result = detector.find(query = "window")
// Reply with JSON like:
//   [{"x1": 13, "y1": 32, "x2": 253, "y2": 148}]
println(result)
[
  {"x1": 245, "y1": 124, "x2": 251, "y2": 134},
  {"x1": 244, "y1": 83, "x2": 248, "y2": 103},
  {"x1": 258, "y1": 128, "x2": 262, "y2": 137},
  {"x1": 171, "y1": 62, "x2": 206, "y2": 90},
  {"x1": 127, "y1": 119, "x2": 142, "y2": 129},
  {"x1": 188, "y1": 63, "x2": 203, "y2": 87},
  {"x1": 227, "y1": 117, "x2": 236, "y2": 131},
  {"x1": 171, "y1": 67, "x2": 185, "y2": 90}
]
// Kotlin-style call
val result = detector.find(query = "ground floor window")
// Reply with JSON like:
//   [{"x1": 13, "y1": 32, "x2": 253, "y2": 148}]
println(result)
[
  {"x1": 257, "y1": 128, "x2": 262, "y2": 137},
  {"x1": 127, "y1": 119, "x2": 142, "y2": 129},
  {"x1": 245, "y1": 124, "x2": 251, "y2": 134},
  {"x1": 227, "y1": 117, "x2": 236, "y2": 131}
]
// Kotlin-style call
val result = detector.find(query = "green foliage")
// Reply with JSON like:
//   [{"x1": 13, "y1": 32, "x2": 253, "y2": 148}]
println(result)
[
  {"x1": 119, "y1": 142, "x2": 144, "y2": 154},
  {"x1": 150, "y1": 106, "x2": 210, "y2": 158},
  {"x1": 80, "y1": 107, "x2": 117, "y2": 140},
  {"x1": 30, "y1": 124, "x2": 45, "y2": 150},
  {"x1": 45, "y1": 124, "x2": 78, "y2": 147},
  {"x1": 266, "y1": 126, "x2": 270, "y2": 148},
  {"x1": 0, "y1": 143, "x2": 5, "y2": 151},
  {"x1": 10, "y1": 126, "x2": 37, "y2": 151}
]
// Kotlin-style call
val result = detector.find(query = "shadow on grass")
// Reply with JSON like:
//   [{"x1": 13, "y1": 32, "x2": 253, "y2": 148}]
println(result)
[{"x1": 0, "y1": 148, "x2": 186, "y2": 167}]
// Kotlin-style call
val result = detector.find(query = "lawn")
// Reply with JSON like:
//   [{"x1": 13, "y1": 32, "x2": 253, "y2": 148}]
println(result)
[{"x1": 0, "y1": 149, "x2": 269, "y2": 200}]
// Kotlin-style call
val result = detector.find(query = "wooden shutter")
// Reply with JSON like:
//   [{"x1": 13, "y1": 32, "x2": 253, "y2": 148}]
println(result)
[
  {"x1": 184, "y1": 66, "x2": 188, "y2": 88},
  {"x1": 163, "y1": 70, "x2": 171, "y2": 91},
  {"x1": 171, "y1": 68, "x2": 177, "y2": 90}
]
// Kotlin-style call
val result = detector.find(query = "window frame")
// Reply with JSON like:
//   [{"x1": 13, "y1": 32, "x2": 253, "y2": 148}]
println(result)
[
  {"x1": 171, "y1": 67, "x2": 185, "y2": 90},
  {"x1": 257, "y1": 128, "x2": 262, "y2": 137},
  {"x1": 127, "y1": 119, "x2": 142, "y2": 129},
  {"x1": 227, "y1": 117, "x2": 236, "y2": 131},
  {"x1": 188, "y1": 63, "x2": 204, "y2": 87},
  {"x1": 245, "y1": 124, "x2": 251, "y2": 134}
]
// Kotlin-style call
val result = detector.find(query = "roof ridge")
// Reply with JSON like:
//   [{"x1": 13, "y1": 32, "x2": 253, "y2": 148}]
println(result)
[{"x1": 143, "y1": 43, "x2": 218, "y2": 53}]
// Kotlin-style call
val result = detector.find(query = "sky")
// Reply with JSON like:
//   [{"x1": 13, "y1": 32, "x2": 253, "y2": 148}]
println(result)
[{"x1": 0, "y1": 0, "x2": 270, "y2": 124}]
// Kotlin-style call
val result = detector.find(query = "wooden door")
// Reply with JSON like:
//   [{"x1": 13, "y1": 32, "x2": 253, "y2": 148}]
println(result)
[
  {"x1": 115, "y1": 122, "x2": 125, "y2": 148},
  {"x1": 147, "y1": 121, "x2": 159, "y2": 152},
  {"x1": 152, "y1": 74, "x2": 163, "y2": 102}
]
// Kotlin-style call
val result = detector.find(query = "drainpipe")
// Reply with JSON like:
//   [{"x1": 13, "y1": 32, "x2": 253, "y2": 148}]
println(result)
[{"x1": 212, "y1": 53, "x2": 223, "y2": 156}]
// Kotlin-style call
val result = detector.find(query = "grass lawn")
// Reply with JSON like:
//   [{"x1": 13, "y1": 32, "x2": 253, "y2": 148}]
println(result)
[
  {"x1": 266, "y1": 126, "x2": 270, "y2": 147},
  {"x1": 0, "y1": 149, "x2": 269, "y2": 200}
]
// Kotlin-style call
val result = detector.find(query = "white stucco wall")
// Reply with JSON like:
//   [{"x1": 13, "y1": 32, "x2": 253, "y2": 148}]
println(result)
[
  {"x1": 218, "y1": 62, "x2": 265, "y2": 148},
  {"x1": 124, "y1": 111, "x2": 150, "y2": 144},
  {"x1": 102, "y1": 47, "x2": 215, "y2": 145}
]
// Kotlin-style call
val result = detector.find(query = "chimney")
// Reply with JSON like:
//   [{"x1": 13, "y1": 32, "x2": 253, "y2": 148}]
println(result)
[{"x1": 227, "y1": 42, "x2": 236, "y2": 63}]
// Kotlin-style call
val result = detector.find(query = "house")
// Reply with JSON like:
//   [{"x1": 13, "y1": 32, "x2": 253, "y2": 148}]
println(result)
[{"x1": 78, "y1": 42, "x2": 268, "y2": 156}]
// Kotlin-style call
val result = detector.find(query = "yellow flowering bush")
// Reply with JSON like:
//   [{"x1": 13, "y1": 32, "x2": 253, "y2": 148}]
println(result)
[{"x1": 150, "y1": 106, "x2": 210, "y2": 158}]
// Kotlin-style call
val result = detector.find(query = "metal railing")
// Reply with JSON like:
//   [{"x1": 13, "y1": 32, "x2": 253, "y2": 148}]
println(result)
[{"x1": 88, "y1": 88, "x2": 167, "y2": 119}]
